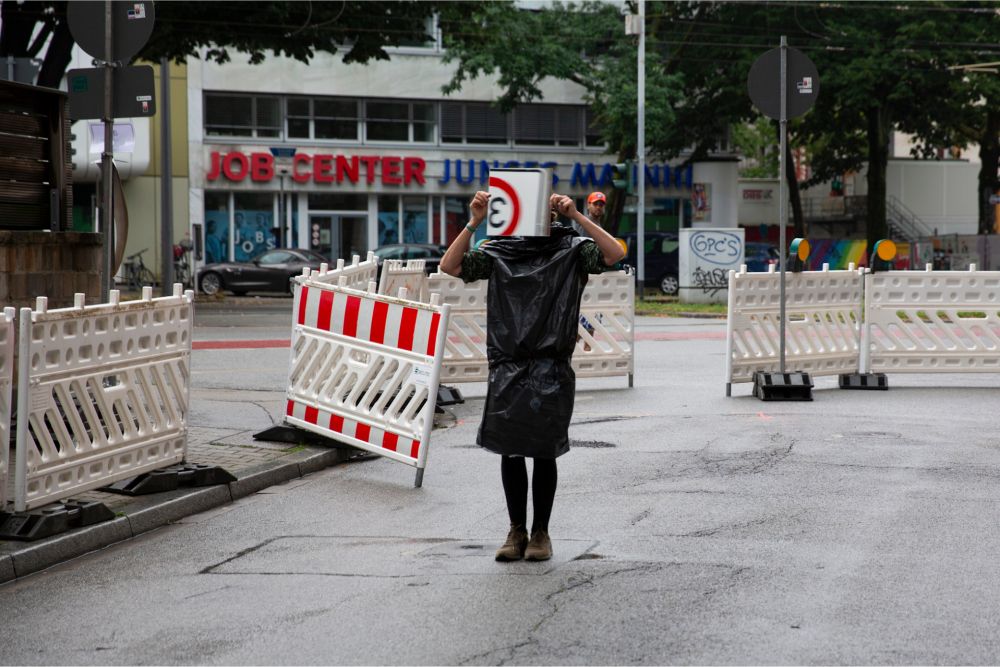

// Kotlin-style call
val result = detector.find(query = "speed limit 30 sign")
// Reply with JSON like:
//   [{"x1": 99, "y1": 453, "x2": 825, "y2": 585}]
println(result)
[{"x1": 487, "y1": 168, "x2": 553, "y2": 237}]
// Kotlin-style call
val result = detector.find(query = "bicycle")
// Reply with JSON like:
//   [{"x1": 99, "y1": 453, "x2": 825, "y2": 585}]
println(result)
[
  {"x1": 172, "y1": 242, "x2": 193, "y2": 289},
  {"x1": 123, "y1": 248, "x2": 157, "y2": 291}
]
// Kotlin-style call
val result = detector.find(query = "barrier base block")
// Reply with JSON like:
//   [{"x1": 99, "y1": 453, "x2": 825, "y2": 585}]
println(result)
[
  {"x1": 839, "y1": 372, "x2": 889, "y2": 390},
  {"x1": 0, "y1": 500, "x2": 114, "y2": 541},
  {"x1": 752, "y1": 371, "x2": 813, "y2": 401},
  {"x1": 102, "y1": 463, "x2": 236, "y2": 496},
  {"x1": 255, "y1": 423, "x2": 362, "y2": 448},
  {"x1": 436, "y1": 385, "x2": 465, "y2": 407}
]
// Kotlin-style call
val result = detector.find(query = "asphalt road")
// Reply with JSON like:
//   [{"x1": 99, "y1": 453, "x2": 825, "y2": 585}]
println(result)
[{"x1": 2, "y1": 299, "x2": 1000, "y2": 665}]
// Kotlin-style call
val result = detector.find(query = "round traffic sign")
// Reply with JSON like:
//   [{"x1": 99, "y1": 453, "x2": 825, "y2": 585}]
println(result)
[
  {"x1": 748, "y1": 46, "x2": 820, "y2": 120},
  {"x1": 487, "y1": 176, "x2": 521, "y2": 236},
  {"x1": 68, "y1": 1, "x2": 155, "y2": 63}
]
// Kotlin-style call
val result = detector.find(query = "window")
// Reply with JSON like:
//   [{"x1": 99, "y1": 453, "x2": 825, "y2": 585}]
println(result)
[
  {"x1": 365, "y1": 101, "x2": 435, "y2": 143},
  {"x1": 441, "y1": 102, "x2": 508, "y2": 144},
  {"x1": 258, "y1": 251, "x2": 294, "y2": 265},
  {"x1": 205, "y1": 94, "x2": 280, "y2": 137},
  {"x1": 585, "y1": 108, "x2": 603, "y2": 147},
  {"x1": 287, "y1": 97, "x2": 358, "y2": 140},
  {"x1": 514, "y1": 105, "x2": 581, "y2": 146}
]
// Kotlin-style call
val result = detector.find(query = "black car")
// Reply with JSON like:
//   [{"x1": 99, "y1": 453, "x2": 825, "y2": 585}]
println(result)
[
  {"x1": 373, "y1": 243, "x2": 447, "y2": 276},
  {"x1": 745, "y1": 242, "x2": 780, "y2": 271},
  {"x1": 197, "y1": 248, "x2": 328, "y2": 296},
  {"x1": 620, "y1": 232, "x2": 679, "y2": 295}
]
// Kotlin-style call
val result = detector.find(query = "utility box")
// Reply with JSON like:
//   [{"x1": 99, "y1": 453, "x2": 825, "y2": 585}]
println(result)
[{"x1": 679, "y1": 227, "x2": 745, "y2": 304}]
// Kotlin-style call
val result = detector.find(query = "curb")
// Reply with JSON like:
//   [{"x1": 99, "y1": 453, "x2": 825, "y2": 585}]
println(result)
[{"x1": 0, "y1": 445, "x2": 360, "y2": 585}]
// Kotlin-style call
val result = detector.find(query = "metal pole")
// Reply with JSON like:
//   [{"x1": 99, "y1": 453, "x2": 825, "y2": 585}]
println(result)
[
  {"x1": 637, "y1": 0, "x2": 646, "y2": 301},
  {"x1": 101, "y1": 0, "x2": 114, "y2": 296},
  {"x1": 160, "y1": 57, "x2": 174, "y2": 294},
  {"x1": 778, "y1": 35, "x2": 788, "y2": 373}
]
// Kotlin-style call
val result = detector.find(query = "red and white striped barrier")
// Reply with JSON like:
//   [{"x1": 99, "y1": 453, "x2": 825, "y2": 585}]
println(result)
[{"x1": 285, "y1": 275, "x2": 450, "y2": 487}]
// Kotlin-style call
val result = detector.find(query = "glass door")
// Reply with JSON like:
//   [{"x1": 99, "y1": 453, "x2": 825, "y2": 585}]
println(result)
[{"x1": 309, "y1": 213, "x2": 368, "y2": 261}]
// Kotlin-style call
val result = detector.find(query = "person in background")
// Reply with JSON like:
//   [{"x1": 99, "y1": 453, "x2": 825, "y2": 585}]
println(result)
[
  {"x1": 571, "y1": 191, "x2": 607, "y2": 237},
  {"x1": 440, "y1": 190, "x2": 626, "y2": 562}
]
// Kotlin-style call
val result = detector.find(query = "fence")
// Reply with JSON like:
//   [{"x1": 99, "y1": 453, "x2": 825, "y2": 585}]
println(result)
[
  {"x1": 285, "y1": 273, "x2": 450, "y2": 487},
  {"x1": 0, "y1": 308, "x2": 14, "y2": 512},
  {"x1": 862, "y1": 265, "x2": 1000, "y2": 374},
  {"x1": 726, "y1": 265, "x2": 863, "y2": 393},
  {"x1": 309, "y1": 252, "x2": 379, "y2": 289},
  {"x1": 378, "y1": 259, "x2": 429, "y2": 304},
  {"x1": 727, "y1": 263, "x2": 1000, "y2": 393},
  {"x1": 11, "y1": 286, "x2": 193, "y2": 511}
]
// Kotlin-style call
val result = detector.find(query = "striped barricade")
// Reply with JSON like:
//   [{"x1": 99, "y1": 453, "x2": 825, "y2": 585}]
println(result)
[
  {"x1": 427, "y1": 269, "x2": 635, "y2": 384},
  {"x1": 862, "y1": 265, "x2": 1000, "y2": 374},
  {"x1": 285, "y1": 276, "x2": 450, "y2": 487},
  {"x1": 1, "y1": 308, "x2": 14, "y2": 512},
  {"x1": 726, "y1": 265, "x2": 863, "y2": 394},
  {"x1": 12, "y1": 286, "x2": 193, "y2": 512},
  {"x1": 378, "y1": 259, "x2": 429, "y2": 303}
]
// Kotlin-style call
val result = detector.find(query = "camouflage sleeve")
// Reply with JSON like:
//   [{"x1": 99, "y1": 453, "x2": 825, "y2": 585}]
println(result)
[
  {"x1": 460, "y1": 250, "x2": 493, "y2": 283},
  {"x1": 580, "y1": 240, "x2": 614, "y2": 274}
]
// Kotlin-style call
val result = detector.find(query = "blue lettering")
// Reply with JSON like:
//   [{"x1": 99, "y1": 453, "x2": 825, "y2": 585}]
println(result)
[
  {"x1": 504, "y1": 160, "x2": 520, "y2": 168},
  {"x1": 644, "y1": 164, "x2": 660, "y2": 187},
  {"x1": 479, "y1": 160, "x2": 490, "y2": 185},
  {"x1": 454, "y1": 159, "x2": 475, "y2": 185},
  {"x1": 439, "y1": 159, "x2": 451, "y2": 184},
  {"x1": 541, "y1": 161, "x2": 559, "y2": 186}
]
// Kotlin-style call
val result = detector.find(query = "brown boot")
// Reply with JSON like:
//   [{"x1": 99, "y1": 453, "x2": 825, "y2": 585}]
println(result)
[
  {"x1": 495, "y1": 524, "x2": 529, "y2": 562},
  {"x1": 524, "y1": 530, "x2": 552, "y2": 561}
]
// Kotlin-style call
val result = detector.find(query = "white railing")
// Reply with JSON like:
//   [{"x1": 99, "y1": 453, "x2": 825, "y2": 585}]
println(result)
[
  {"x1": 0, "y1": 307, "x2": 14, "y2": 512},
  {"x1": 11, "y1": 286, "x2": 193, "y2": 511}
]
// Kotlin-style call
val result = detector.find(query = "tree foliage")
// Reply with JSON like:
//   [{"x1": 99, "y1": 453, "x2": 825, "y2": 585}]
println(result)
[{"x1": 0, "y1": 1, "x2": 457, "y2": 87}]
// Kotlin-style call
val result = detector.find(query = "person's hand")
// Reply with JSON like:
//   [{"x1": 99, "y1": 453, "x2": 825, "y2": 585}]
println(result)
[
  {"x1": 551, "y1": 194, "x2": 576, "y2": 217},
  {"x1": 469, "y1": 191, "x2": 490, "y2": 226}
]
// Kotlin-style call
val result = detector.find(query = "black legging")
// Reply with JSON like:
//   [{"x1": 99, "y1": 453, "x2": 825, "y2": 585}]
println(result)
[{"x1": 500, "y1": 456, "x2": 558, "y2": 533}]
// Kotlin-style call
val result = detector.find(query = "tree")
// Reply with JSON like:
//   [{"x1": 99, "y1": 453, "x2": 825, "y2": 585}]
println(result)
[{"x1": 0, "y1": 1, "x2": 457, "y2": 88}]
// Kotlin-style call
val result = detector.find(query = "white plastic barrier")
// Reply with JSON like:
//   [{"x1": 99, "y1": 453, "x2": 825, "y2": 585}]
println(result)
[
  {"x1": 726, "y1": 265, "x2": 863, "y2": 392},
  {"x1": 0, "y1": 307, "x2": 14, "y2": 512},
  {"x1": 308, "y1": 252, "x2": 378, "y2": 288},
  {"x1": 427, "y1": 269, "x2": 635, "y2": 384},
  {"x1": 285, "y1": 275, "x2": 450, "y2": 487},
  {"x1": 12, "y1": 286, "x2": 193, "y2": 511},
  {"x1": 378, "y1": 259, "x2": 429, "y2": 303},
  {"x1": 862, "y1": 265, "x2": 1000, "y2": 373}
]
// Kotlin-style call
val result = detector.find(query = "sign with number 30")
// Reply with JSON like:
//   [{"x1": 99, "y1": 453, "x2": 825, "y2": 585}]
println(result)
[{"x1": 487, "y1": 168, "x2": 553, "y2": 237}]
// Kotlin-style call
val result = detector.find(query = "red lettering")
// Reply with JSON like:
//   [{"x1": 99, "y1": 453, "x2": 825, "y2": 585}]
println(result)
[
  {"x1": 206, "y1": 151, "x2": 222, "y2": 181},
  {"x1": 336, "y1": 155, "x2": 359, "y2": 183},
  {"x1": 222, "y1": 152, "x2": 249, "y2": 181},
  {"x1": 250, "y1": 152, "x2": 274, "y2": 182},
  {"x1": 403, "y1": 157, "x2": 426, "y2": 185},
  {"x1": 360, "y1": 156, "x2": 379, "y2": 184},
  {"x1": 382, "y1": 157, "x2": 402, "y2": 185},
  {"x1": 314, "y1": 154, "x2": 334, "y2": 183},
  {"x1": 292, "y1": 154, "x2": 311, "y2": 183}
]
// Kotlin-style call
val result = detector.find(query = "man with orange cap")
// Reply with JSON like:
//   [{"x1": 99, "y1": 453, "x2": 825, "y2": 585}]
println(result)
[{"x1": 586, "y1": 191, "x2": 607, "y2": 229}]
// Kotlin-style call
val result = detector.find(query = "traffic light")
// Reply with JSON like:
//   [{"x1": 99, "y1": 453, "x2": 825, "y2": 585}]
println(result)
[{"x1": 611, "y1": 160, "x2": 633, "y2": 194}]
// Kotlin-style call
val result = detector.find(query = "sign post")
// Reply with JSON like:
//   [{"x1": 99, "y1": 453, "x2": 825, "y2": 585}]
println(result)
[
  {"x1": 67, "y1": 1, "x2": 155, "y2": 295},
  {"x1": 747, "y1": 37, "x2": 820, "y2": 399}
]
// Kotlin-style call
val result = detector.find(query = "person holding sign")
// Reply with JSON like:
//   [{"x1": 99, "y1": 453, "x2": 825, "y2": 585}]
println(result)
[{"x1": 440, "y1": 190, "x2": 626, "y2": 562}]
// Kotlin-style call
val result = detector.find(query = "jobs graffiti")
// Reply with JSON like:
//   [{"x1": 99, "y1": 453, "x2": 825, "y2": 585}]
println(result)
[{"x1": 692, "y1": 266, "x2": 729, "y2": 296}]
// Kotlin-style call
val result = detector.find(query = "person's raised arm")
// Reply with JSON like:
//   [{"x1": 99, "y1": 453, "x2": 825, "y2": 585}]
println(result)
[
  {"x1": 552, "y1": 194, "x2": 626, "y2": 267},
  {"x1": 440, "y1": 191, "x2": 489, "y2": 277}
]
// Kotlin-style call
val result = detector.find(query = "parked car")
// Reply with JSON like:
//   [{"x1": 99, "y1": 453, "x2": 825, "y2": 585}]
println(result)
[
  {"x1": 620, "y1": 232, "x2": 679, "y2": 295},
  {"x1": 373, "y1": 243, "x2": 447, "y2": 277},
  {"x1": 745, "y1": 242, "x2": 780, "y2": 271},
  {"x1": 197, "y1": 248, "x2": 328, "y2": 296}
]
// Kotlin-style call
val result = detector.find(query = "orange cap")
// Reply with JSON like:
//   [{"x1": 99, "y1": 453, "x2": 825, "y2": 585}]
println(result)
[{"x1": 587, "y1": 191, "x2": 607, "y2": 204}]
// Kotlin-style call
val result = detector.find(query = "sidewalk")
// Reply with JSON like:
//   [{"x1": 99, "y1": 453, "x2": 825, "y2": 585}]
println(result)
[{"x1": 0, "y1": 389, "x2": 381, "y2": 584}]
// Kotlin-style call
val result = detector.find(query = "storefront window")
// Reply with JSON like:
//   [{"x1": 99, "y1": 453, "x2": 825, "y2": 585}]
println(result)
[
  {"x1": 445, "y1": 197, "x2": 479, "y2": 245},
  {"x1": 402, "y1": 196, "x2": 428, "y2": 244},
  {"x1": 366, "y1": 102, "x2": 409, "y2": 141},
  {"x1": 234, "y1": 192, "x2": 276, "y2": 261},
  {"x1": 377, "y1": 195, "x2": 400, "y2": 246},
  {"x1": 204, "y1": 192, "x2": 230, "y2": 264}
]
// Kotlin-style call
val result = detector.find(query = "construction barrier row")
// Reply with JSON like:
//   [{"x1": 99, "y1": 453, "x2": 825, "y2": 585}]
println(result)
[
  {"x1": 3, "y1": 286, "x2": 193, "y2": 512},
  {"x1": 1, "y1": 308, "x2": 14, "y2": 512},
  {"x1": 727, "y1": 264, "x2": 1000, "y2": 393},
  {"x1": 286, "y1": 262, "x2": 450, "y2": 487}
]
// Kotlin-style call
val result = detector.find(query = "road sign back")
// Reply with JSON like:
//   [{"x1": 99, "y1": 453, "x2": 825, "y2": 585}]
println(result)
[
  {"x1": 748, "y1": 46, "x2": 820, "y2": 120},
  {"x1": 68, "y1": 1, "x2": 155, "y2": 63},
  {"x1": 487, "y1": 168, "x2": 552, "y2": 237}
]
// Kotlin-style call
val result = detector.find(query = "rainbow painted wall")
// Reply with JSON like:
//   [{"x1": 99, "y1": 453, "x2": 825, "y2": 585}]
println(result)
[{"x1": 802, "y1": 240, "x2": 869, "y2": 270}]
